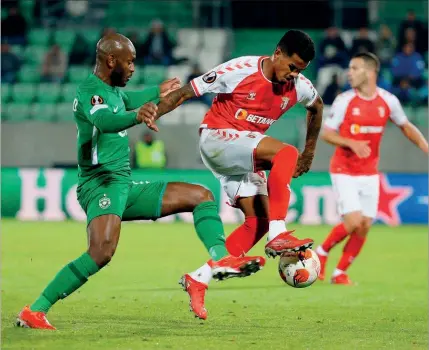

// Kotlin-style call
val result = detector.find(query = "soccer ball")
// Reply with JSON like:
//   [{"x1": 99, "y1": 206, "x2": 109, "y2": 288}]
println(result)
[{"x1": 278, "y1": 249, "x2": 320, "y2": 288}]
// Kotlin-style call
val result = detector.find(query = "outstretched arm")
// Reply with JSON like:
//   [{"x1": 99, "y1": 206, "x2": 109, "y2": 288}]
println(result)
[
  {"x1": 157, "y1": 83, "x2": 196, "y2": 118},
  {"x1": 121, "y1": 87, "x2": 160, "y2": 111},
  {"x1": 398, "y1": 121, "x2": 429, "y2": 154},
  {"x1": 142, "y1": 83, "x2": 197, "y2": 131},
  {"x1": 293, "y1": 96, "x2": 324, "y2": 177},
  {"x1": 121, "y1": 78, "x2": 181, "y2": 111}
]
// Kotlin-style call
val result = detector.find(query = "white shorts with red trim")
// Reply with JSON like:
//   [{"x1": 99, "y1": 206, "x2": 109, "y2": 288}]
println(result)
[
  {"x1": 330, "y1": 173, "x2": 380, "y2": 218},
  {"x1": 199, "y1": 128, "x2": 268, "y2": 206}
]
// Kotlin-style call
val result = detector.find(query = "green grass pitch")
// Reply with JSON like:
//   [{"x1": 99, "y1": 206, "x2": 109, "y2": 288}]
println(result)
[{"x1": 1, "y1": 220, "x2": 428, "y2": 349}]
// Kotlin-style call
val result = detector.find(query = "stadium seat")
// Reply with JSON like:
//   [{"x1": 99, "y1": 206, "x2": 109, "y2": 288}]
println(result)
[
  {"x1": 31, "y1": 103, "x2": 56, "y2": 122},
  {"x1": 28, "y1": 28, "x2": 51, "y2": 47},
  {"x1": 53, "y1": 29, "x2": 76, "y2": 51},
  {"x1": 56, "y1": 103, "x2": 74, "y2": 122},
  {"x1": 177, "y1": 29, "x2": 201, "y2": 51},
  {"x1": 80, "y1": 29, "x2": 101, "y2": 47},
  {"x1": 37, "y1": 84, "x2": 61, "y2": 103},
  {"x1": 415, "y1": 107, "x2": 428, "y2": 128},
  {"x1": 142, "y1": 66, "x2": 166, "y2": 85},
  {"x1": 11, "y1": 83, "x2": 36, "y2": 103},
  {"x1": 2, "y1": 84, "x2": 11, "y2": 103},
  {"x1": 4, "y1": 103, "x2": 31, "y2": 122},
  {"x1": 68, "y1": 66, "x2": 91, "y2": 83},
  {"x1": 158, "y1": 106, "x2": 183, "y2": 125},
  {"x1": 62, "y1": 83, "x2": 78, "y2": 102},
  {"x1": 202, "y1": 29, "x2": 227, "y2": 51},
  {"x1": 167, "y1": 65, "x2": 192, "y2": 86},
  {"x1": 24, "y1": 45, "x2": 46, "y2": 65},
  {"x1": 10, "y1": 45, "x2": 25, "y2": 59},
  {"x1": 182, "y1": 103, "x2": 209, "y2": 124},
  {"x1": 17, "y1": 65, "x2": 41, "y2": 83}
]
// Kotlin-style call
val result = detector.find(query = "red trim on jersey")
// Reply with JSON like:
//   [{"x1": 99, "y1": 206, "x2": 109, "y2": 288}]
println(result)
[{"x1": 190, "y1": 79, "x2": 201, "y2": 97}]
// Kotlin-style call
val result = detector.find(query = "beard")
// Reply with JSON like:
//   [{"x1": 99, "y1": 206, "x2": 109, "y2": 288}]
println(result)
[{"x1": 111, "y1": 64, "x2": 126, "y2": 87}]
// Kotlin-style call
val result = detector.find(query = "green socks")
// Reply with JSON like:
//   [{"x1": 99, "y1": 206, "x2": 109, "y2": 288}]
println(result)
[
  {"x1": 193, "y1": 201, "x2": 228, "y2": 261},
  {"x1": 30, "y1": 252, "x2": 100, "y2": 313}
]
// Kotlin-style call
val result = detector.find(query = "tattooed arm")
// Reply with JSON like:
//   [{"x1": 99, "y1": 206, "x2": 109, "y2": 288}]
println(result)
[
  {"x1": 293, "y1": 95, "x2": 324, "y2": 177},
  {"x1": 140, "y1": 83, "x2": 196, "y2": 132}
]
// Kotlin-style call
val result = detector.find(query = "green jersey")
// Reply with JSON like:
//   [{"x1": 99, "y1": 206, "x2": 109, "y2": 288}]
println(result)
[{"x1": 73, "y1": 74, "x2": 160, "y2": 190}]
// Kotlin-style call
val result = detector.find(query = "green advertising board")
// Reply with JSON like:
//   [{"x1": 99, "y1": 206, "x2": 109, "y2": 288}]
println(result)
[{"x1": 1, "y1": 168, "x2": 339, "y2": 224}]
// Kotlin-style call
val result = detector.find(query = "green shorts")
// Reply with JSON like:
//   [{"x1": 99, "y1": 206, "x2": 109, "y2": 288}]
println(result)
[{"x1": 78, "y1": 179, "x2": 167, "y2": 225}]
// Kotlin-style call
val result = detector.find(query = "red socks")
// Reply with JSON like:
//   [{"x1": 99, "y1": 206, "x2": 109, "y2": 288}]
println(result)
[
  {"x1": 267, "y1": 145, "x2": 299, "y2": 221},
  {"x1": 224, "y1": 217, "x2": 269, "y2": 257},
  {"x1": 321, "y1": 223, "x2": 349, "y2": 252},
  {"x1": 337, "y1": 233, "x2": 366, "y2": 272}
]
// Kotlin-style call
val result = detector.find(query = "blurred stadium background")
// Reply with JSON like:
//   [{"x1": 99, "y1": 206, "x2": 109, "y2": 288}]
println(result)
[
  {"x1": 1, "y1": 0, "x2": 427, "y2": 225},
  {"x1": 1, "y1": 1, "x2": 428, "y2": 348}
]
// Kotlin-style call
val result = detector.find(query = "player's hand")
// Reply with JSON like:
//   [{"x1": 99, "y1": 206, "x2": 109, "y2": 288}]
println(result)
[
  {"x1": 293, "y1": 151, "x2": 314, "y2": 178},
  {"x1": 137, "y1": 102, "x2": 159, "y2": 132},
  {"x1": 159, "y1": 77, "x2": 181, "y2": 98},
  {"x1": 348, "y1": 140, "x2": 371, "y2": 158}
]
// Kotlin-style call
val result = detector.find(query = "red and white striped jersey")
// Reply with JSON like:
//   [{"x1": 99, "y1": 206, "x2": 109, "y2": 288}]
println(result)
[
  {"x1": 190, "y1": 56, "x2": 318, "y2": 133},
  {"x1": 324, "y1": 88, "x2": 408, "y2": 176}
]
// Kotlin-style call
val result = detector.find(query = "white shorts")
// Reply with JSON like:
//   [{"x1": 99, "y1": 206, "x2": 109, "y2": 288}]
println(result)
[
  {"x1": 330, "y1": 173, "x2": 380, "y2": 218},
  {"x1": 199, "y1": 128, "x2": 268, "y2": 206}
]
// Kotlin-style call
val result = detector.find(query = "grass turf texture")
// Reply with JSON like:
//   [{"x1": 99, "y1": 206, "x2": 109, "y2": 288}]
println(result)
[{"x1": 1, "y1": 220, "x2": 428, "y2": 349}]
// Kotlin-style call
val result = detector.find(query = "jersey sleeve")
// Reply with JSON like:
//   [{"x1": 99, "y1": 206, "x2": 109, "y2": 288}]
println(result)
[
  {"x1": 296, "y1": 75, "x2": 318, "y2": 107},
  {"x1": 323, "y1": 94, "x2": 349, "y2": 131},
  {"x1": 77, "y1": 90, "x2": 138, "y2": 133},
  {"x1": 120, "y1": 86, "x2": 160, "y2": 110},
  {"x1": 190, "y1": 57, "x2": 258, "y2": 97},
  {"x1": 387, "y1": 94, "x2": 408, "y2": 126}
]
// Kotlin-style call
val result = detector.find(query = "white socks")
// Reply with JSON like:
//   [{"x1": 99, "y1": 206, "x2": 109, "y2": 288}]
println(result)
[
  {"x1": 267, "y1": 220, "x2": 287, "y2": 241},
  {"x1": 316, "y1": 246, "x2": 328, "y2": 256},
  {"x1": 332, "y1": 268, "x2": 345, "y2": 277},
  {"x1": 189, "y1": 263, "x2": 212, "y2": 285}
]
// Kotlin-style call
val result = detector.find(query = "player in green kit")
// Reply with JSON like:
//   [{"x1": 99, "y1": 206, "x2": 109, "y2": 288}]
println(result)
[{"x1": 16, "y1": 33, "x2": 265, "y2": 329}]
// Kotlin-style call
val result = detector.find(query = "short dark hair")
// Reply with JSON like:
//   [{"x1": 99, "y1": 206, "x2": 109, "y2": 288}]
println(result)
[
  {"x1": 352, "y1": 52, "x2": 380, "y2": 72},
  {"x1": 277, "y1": 30, "x2": 315, "y2": 63}
]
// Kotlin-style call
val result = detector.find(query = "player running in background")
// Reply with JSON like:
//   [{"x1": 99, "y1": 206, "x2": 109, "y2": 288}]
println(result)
[
  {"x1": 315, "y1": 52, "x2": 428, "y2": 285},
  {"x1": 143, "y1": 30, "x2": 324, "y2": 319},
  {"x1": 16, "y1": 33, "x2": 266, "y2": 330}
]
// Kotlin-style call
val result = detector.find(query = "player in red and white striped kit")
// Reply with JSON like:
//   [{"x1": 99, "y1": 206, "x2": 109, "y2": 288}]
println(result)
[
  {"x1": 315, "y1": 52, "x2": 428, "y2": 285},
  {"x1": 143, "y1": 30, "x2": 324, "y2": 319}
]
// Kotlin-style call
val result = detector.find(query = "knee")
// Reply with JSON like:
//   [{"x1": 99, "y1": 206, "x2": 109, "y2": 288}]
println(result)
[
  {"x1": 357, "y1": 219, "x2": 372, "y2": 238},
  {"x1": 191, "y1": 185, "x2": 215, "y2": 207},
  {"x1": 276, "y1": 144, "x2": 299, "y2": 161},
  {"x1": 89, "y1": 241, "x2": 117, "y2": 268},
  {"x1": 344, "y1": 214, "x2": 363, "y2": 233}
]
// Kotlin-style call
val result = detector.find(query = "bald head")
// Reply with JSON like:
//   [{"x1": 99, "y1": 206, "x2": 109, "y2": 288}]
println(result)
[
  {"x1": 96, "y1": 33, "x2": 135, "y2": 60},
  {"x1": 95, "y1": 33, "x2": 136, "y2": 87}
]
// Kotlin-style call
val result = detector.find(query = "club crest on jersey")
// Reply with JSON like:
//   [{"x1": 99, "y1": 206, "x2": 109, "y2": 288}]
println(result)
[
  {"x1": 247, "y1": 91, "x2": 256, "y2": 100},
  {"x1": 99, "y1": 194, "x2": 111, "y2": 209},
  {"x1": 378, "y1": 106, "x2": 385, "y2": 118},
  {"x1": 280, "y1": 97, "x2": 289, "y2": 110},
  {"x1": 202, "y1": 71, "x2": 217, "y2": 84},
  {"x1": 91, "y1": 95, "x2": 104, "y2": 106}
]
